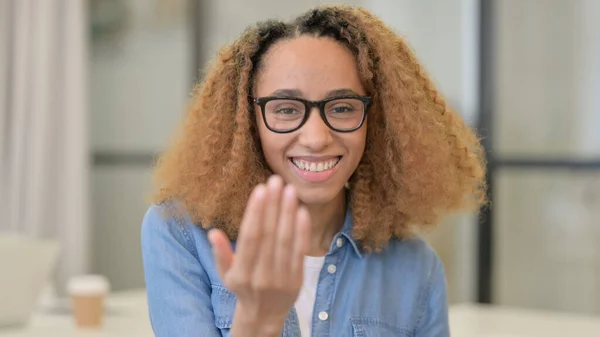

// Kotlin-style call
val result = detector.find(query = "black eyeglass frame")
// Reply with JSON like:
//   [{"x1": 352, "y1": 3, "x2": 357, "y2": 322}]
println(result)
[{"x1": 252, "y1": 95, "x2": 372, "y2": 133}]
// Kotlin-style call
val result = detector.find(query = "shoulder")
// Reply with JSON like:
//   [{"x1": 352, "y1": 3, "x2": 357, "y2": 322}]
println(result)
[
  {"x1": 142, "y1": 204, "x2": 193, "y2": 243},
  {"x1": 141, "y1": 204, "x2": 214, "y2": 263},
  {"x1": 141, "y1": 204, "x2": 225, "y2": 285},
  {"x1": 385, "y1": 236, "x2": 442, "y2": 266},
  {"x1": 375, "y1": 236, "x2": 445, "y2": 287},
  {"x1": 374, "y1": 237, "x2": 446, "y2": 317}
]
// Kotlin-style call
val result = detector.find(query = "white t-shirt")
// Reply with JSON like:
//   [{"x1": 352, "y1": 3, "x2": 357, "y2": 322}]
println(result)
[{"x1": 294, "y1": 256, "x2": 325, "y2": 337}]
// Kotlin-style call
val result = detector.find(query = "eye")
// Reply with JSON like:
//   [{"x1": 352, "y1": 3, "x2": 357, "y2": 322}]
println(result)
[
  {"x1": 326, "y1": 98, "x2": 363, "y2": 115},
  {"x1": 275, "y1": 107, "x2": 300, "y2": 115},
  {"x1": 265, "y1": 99, "x2": 305, "y2": 116},
  {"x1": 330, "y1": 105, "x2": 354, "y2": 113}
]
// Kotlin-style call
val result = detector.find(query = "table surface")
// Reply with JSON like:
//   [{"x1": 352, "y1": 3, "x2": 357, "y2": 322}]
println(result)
[
  {"x1": 1, "y1": 290, "x2": 599, "y2": 336},
  {"x1": 0, "y1": 291, "x2": 152, "y2": 337},
  {"x1": 449, "y1": 303, "x2": 600, "y2": 337}
]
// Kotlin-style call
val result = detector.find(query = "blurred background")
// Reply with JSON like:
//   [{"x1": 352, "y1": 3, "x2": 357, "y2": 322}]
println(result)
[{"x1": 1, "y1": 0, "x2": 599, "y2": 334}]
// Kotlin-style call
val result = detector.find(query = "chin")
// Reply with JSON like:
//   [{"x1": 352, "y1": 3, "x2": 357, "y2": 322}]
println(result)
[{"x1": 294, "y1": 184, "x2": 345, "y2": 206}]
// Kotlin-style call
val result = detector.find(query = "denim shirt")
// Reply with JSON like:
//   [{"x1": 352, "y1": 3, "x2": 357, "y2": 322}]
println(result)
[{"x1": 141, "y1": 204, "x2": 450, "y2": 337}]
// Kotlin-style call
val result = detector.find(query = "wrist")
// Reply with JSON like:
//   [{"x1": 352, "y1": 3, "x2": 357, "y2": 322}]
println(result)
[{"x1": 231, "y1": 303, "x2": 286, "y2": 337}]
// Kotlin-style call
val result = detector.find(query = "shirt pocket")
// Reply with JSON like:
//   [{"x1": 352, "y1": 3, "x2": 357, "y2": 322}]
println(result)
[
  {"x1": 351, "y1": 317, "x2": 413, "y2": 337},
  {"x1": 211, "y1": 285, "x2": 237, "y2": 330}
]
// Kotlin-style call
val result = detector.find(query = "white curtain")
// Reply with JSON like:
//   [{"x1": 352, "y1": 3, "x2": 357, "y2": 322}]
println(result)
[{"x1": 0, "y1": 0, "x2": 90, "y2": 292}]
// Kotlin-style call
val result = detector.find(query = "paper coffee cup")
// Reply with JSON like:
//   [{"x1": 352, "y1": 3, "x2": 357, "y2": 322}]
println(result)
[{"x1": 67, "y1": 275, "x2": 110, "y2": 328}]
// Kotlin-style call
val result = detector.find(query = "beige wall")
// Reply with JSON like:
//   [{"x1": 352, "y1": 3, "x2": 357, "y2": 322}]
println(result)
[
  {"x1": 90, "y1": 0, "x2": 191, "y2": 290},
  {"x1": 493, "y1": 0, "x2": 600, "y2": 314}
]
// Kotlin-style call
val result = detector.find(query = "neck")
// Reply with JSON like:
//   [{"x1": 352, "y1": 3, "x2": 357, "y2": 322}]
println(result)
[{"x1": 304, "y1": 190, "x2": 346, "y2": 256}]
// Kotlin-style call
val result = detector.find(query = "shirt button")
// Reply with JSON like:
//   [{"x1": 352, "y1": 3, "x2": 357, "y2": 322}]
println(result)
[
  {"x1": 336, "y1": 238, "x2": 343, "y2": 248},
  {"x1": 318, "y1": 311, "x2": 329, "y2": 321},
  {"x1": 327, "y1": 264, "x2": 337, "y2": 274}
]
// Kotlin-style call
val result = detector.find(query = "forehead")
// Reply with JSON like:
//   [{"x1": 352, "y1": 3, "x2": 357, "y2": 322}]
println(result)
[{"x1": 254, "y1": 36, "x2": 365, "y2": 98}]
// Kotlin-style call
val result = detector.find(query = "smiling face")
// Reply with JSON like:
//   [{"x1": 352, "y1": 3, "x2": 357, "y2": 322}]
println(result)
[{"x1": 253, "y1": 35, "x2": 368, "y2": 206}]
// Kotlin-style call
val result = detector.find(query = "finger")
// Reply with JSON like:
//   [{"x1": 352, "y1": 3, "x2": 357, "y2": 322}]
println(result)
[
  {"x1": 253, "y1": 175, "x2": 284, "y2": 282},
  {"x1": 291, "y1": 206, "x2": 312, "y2": 278},
  {"x1": 233, "y1": 184, "x2": 267, "y2": 277},
  {"x1": 274, "y1": 184, "x2": 298, "y2": 280},
  {"x1": 208, "y1": 229, "x2": 234, "y2": 281}
]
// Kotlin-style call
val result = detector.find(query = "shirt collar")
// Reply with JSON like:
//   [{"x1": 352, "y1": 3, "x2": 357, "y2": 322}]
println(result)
[{"x1": 336, "y1": 204, "x2": 363, "y2": 258}]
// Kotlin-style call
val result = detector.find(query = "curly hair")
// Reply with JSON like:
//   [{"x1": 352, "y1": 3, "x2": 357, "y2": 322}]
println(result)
[{"x1": 151, "y1": 5, "x2": 487, "y2": 251}]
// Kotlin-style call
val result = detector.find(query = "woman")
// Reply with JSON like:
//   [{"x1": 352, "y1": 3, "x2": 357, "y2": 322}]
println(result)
[{"x1": 142, "y1": 5, "x2": 486, "y2": 337}]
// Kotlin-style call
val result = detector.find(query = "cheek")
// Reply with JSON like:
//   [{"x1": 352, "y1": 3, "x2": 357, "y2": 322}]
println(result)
[
  {"x1": 357, "y1": 122, "x2": 368, "y2": 152},
  {"x1": 260, "y1": 138, "x2": 277, "y2": 160},
  {"x1": 347, "y1": 129, "x2": 367, "y2": 158},
  {"x1": 260, "y1": 140, "x2": 290, "y2": 175},
  {"x1": 256, "y1": 114, "x2": 272, "y2": 153},
  {"x1": 256, "y1": 120, "x2": 288, "y2": 170},
  {"x1": 343, "y1": 131, "x2": 367, "y2": 174}
]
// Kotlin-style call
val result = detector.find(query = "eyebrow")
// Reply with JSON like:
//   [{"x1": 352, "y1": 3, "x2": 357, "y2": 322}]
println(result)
[
  {"x1": 325, "y1": 88, "x2": 361, "y2": 98},
  {"x1": 268, "y1": 88, "x2": 361, "y2": 98}
]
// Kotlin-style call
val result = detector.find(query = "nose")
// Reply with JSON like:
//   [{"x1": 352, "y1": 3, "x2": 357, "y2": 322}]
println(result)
[{"x1": 297, "y1": 107, "x2": 333, "y2": 151}]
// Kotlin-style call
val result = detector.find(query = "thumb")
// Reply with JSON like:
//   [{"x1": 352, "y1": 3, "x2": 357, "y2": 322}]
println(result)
[{"x1": 208, "y1": 229, "x2": 234, "y2": 280}]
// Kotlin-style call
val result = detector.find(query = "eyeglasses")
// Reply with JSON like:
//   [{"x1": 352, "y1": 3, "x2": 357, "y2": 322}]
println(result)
[{"x1": 253, "y1": 95, "x2": 371, "y2": 133}]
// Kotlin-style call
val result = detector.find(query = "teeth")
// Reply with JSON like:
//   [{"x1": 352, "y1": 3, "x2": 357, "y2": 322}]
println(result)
[{"x1": 292, "y1": 157, "x2": 340, "y2": 172}]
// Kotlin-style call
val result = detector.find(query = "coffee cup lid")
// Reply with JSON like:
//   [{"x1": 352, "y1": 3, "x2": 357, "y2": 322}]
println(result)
[{"x1": 67, "y1": 275, "x2": 110, "y2": 295}]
